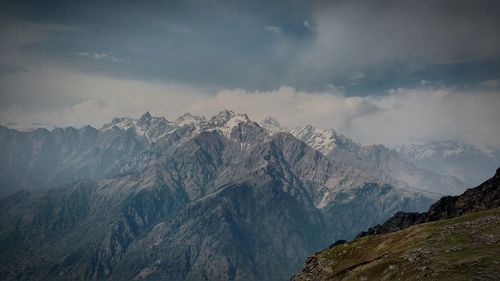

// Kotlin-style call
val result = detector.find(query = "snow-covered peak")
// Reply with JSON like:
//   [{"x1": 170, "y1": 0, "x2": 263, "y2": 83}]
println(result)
[
  {"x1": 139, "y1": 111, "x2": 152, "y2": 124},
  {"x1": 103, "y1": 116, "x2": 145, "y2": 134},
  {"x1": 291, "y1": 125, "x2": 339, "y2": 155},
  {"x1": 175, "y1": 113, "x2": 208, "y2": 127},
  {"x1": 215, "y1": 113, "x2": 254, "y2": 138},
  {"x1": 259, "y1": 117, "x2": 364, "y2": 156},
  {"x1": 259, "y1": 118, "x2": 345, "y2": 155},
  {"x1": 210, "y1": 109, "x2": 236, "y2": 126},
  {"x1": 101, "y1": 110, "x2": 261, "y2": 144},
  {"x1": 102, "y1": 113, "x2": 172, "y2": 142},
  {"x1": 204, "y1": 111, "x2": 258, "y2": 139}
]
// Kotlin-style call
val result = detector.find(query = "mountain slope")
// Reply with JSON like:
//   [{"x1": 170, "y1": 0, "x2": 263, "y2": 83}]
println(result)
[
  {"x1": 292, "y1": 208, "x2": 500, "y2": 281},
  {"x1": 0, "y1": 111, "x2": 432, "y2": 281},
  {"x1": 261, "y1": 118, "x2": 465, "y2": 196},
  {"x1": 292, "y1": 168, "x2": 500, "y2": 281}
]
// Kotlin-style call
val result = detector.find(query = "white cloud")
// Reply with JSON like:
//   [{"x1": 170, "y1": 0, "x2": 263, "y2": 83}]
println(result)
[
  {"x1": 480, "y1": 79, "x2": 500, "y2": 88},
  {"x1": 303, "y1": 20, "x2": 315, "y2": 31},
  {"x1": 182, "y1": 86, "x2": 500, "y2": 149},
  {"x1": 76, "y1": 52, "x2": 125, "y2": 63},
  {"x1": 264, "y1": 26, "x2": 281, "y2": 34},
  {"x1": 1, "y1": 67, "x2": 499, "y2": 148}
]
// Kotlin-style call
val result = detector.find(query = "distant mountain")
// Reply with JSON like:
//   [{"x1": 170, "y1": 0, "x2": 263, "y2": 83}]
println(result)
[
  {"x1": 261, "y1": 117, "x2": 465, "y2": 196},
  {"x1": 292, "y1": 168, "x2": 500, "y2": 281},
  {"x1": 0, "y1": 111, "x2": 433, "y2": 281},
  {"x1": 397, "y1": 140, "x2": 500, "y2": 187}
]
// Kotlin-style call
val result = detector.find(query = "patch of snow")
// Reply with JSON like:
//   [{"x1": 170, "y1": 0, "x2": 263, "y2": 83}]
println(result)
[{"x1": 217, "y1": 114, "x2": 251, "y2": 138}]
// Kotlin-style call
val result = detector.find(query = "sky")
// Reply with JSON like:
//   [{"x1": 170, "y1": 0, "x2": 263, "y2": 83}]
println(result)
[{"x1": 0, "y1": 0, "x2": 500, "y2": 148}]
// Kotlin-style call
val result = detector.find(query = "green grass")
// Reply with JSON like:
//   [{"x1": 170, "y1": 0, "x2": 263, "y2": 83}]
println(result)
[{"x1": 312, "y1": 208, "x2": 500, "y2": 281}]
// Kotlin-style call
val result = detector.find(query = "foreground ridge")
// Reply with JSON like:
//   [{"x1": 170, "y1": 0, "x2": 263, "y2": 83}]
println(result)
[{"x1": 292, "y1": 168, "x2": 500, "y2": 281}]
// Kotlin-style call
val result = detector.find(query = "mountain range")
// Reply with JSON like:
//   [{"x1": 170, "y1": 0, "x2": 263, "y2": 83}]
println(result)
[
  {"x1": 0, "y1": 110, "x2": 487, "y2": 280},
  {"x1": 397, "y1": 140, "x2": 500, "y2": 187}
]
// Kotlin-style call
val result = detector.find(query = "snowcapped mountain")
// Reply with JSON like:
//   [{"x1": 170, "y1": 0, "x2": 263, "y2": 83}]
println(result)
[
  {"x1": 398, "y1": 140, "x2": 500, "y2": 186},
  {"x1": 101, "y1": 110, "x2": 258, "y2": 144},
  {"x1": 261, "y1": 117, "x2": 358, "y2": 156},
  {"x1": 260, "y1": 117, "x2": 466, "y2": 196},
  {"x1": 0, "y1": 111, "x2": 466, "y2": 199},
  {"x1": 0, "y1": 110, "x2": 434, "y2": 281}
]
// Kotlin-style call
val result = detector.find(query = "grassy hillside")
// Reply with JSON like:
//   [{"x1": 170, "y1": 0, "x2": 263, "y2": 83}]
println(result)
[{"x1": 293, "y1": 208, "x2": 500, "y2": 281}]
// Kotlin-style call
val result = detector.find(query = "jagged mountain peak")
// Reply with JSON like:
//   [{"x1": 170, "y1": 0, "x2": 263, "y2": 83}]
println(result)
[
  {"x1": 209, "y1": 109, "x2": 237, "y2": 126},
  {"x1": 175, "y1": 112, "x2": 207, "y2": 126},
  {"x1": 259, "y1": 118, "x2": 352, "y2": 156},
  {"x1": 290, "y1": 125, "x2": 340, "y2": 155},
  {"x1": 101, "y1": 110, "x2": 260, "y2": 145},
  {"x1": 139, "y1": 111, "x2": 152, "y2": 123}
]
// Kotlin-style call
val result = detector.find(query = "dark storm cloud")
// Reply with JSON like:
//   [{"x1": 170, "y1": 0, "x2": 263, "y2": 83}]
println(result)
[
  {"x1": 1, "y1": 0, "x2": 500, "y2": 92},
  {"x1": 288, "y1": 0, "x2": 500, "y2": 91},
  {"x1": 0, "y1": 0, "x2": 315, "y2": 90}
]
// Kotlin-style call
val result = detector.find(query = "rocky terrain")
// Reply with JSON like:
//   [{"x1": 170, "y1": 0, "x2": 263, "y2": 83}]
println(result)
[
  {"x1": 292, "y1": 208, "x2": 500, "y2": 281},
  {"x1": 0, "y1": 111, "x2": 434, "y2": 281},
  {"x1": 292, "y1": 168, "x2": 500, "y2": 281}
]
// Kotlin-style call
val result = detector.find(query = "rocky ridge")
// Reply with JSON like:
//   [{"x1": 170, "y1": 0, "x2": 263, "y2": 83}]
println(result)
[
  {"x1": 292, "y1": 167, "x2": 500, "y2": 281},
  {"x1": 260, "y1": 117, "x2": 465, "y2": 196}
]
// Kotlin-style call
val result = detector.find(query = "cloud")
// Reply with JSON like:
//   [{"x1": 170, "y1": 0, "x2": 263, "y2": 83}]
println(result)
[
  {"x1": 264, "y1": 26, "x2": 281, "y2": 34},
  {"x1": 1, "y1": 1, "x2": 498, "y2": 91},
  {"x1": 480, "y1": 79, "x2": 500, "y2": 88},
  {"x1": 0, "y1": 63, "x2": 28, "y2": 76},
  {"x1": 2, "y1": 67, "x2": 499, "y2": 148},
  {"x1": 303, "y1": 20, "x2": 315, "y2": 31},
  {"x1": 311, "y1": 1, "x2": 500, "y2": 64},
  {"x1": 0, "y1": 21, "x2": 75, "y2": 51},
  {"x1": 75, "y1": 52, "x2": 125, "y2": 63},
  {"x1": 286, "y1": 0, "x2": 500, "y2": 88},
  {"x1": 0, "y1": 20, "x2": 76, "y2": 78},
  {"x1": 348, "y1": 71, "x2": 366, "y2": 83},
  {"x1": 205, "y1": 86, "x2": 500, "y2": 148}
]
